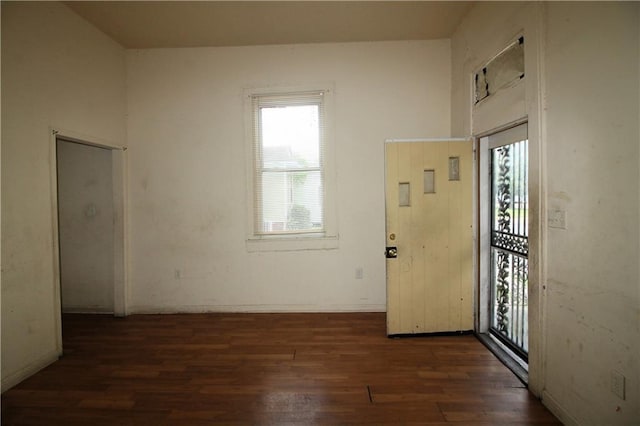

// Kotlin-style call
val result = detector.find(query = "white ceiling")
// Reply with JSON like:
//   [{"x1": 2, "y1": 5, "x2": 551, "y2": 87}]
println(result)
[{"x1": 64, "y1": 1, "x2": 474, "y2": 49}]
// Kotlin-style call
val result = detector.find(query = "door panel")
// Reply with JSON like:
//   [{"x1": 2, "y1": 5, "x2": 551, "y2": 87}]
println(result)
[{"x1": 385, "y1": 141, "x2": 473, "y2": 335}]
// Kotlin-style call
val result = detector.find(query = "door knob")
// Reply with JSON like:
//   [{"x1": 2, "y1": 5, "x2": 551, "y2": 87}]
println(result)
[{"x1": 386, "y1": 247, "x2": 398, "y2": 258}]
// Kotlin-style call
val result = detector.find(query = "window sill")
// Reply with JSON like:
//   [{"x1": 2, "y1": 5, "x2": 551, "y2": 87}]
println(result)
[{"x1": 246, "y1": 235, "x2": 339, "y2": 252}]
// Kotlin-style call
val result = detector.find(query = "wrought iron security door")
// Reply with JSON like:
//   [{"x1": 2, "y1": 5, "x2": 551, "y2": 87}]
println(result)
[{"x1": 490, "y1": 138, "x2": 529, "y2": 360}]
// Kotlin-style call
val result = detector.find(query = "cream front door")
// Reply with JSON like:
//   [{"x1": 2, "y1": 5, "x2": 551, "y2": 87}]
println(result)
[{"x1": 385, "y1": 140, "x2": 473, "y2": 335}]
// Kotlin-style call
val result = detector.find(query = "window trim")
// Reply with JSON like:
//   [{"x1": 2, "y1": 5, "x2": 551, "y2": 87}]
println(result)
[{"x1": 244, "y1": 84, "x2": 338, "y2": 252}]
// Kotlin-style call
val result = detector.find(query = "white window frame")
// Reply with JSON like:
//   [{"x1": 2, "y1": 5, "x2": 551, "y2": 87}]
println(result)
[{"x1": 244, "y1": 85, "x2": 338, "y2": 252}]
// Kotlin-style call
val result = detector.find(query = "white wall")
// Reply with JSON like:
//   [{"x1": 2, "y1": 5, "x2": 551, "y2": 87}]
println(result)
[
  {"x1": 452, "y1": 2, "x2": 640, "y2": 424},
  {"x1": 57, "y1": 140, "x2": 114, "y2": 313},
  {"x1": 126, "y1": 40, "x2": 451, "y2": 313},
  {"x1": 543, "y1": 3, "x2": 639, "y2": 424},
  {"x1": 1, "y1": 2, "x2": 126, "y2": 391},
  {"x1": 451, "y1": 0, "x2": 546, "y2": 396}
]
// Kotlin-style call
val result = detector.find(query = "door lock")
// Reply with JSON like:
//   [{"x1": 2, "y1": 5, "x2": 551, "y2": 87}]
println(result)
[{"x1": 385, "y1": 247, "x2": 398, "y2": 258}]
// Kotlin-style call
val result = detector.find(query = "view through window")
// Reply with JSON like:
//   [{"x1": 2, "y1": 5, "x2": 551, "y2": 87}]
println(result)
[{"x1": 252, "y1": 92, "x2": 325, "y2": 236}]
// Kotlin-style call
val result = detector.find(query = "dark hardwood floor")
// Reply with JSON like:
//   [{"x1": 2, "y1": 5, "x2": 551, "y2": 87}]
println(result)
[{"x1": 2, "y1": 313, "x2": 560, "y2": 425}]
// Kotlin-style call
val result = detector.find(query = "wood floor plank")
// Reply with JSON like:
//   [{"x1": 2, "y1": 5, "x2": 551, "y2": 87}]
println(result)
[{"x1": 1, "y1": 313, "x2": 561, "y2": 425}]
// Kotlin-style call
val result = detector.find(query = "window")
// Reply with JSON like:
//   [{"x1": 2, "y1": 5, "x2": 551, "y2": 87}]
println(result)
[
  {"x1": 475, "y1": 37, "x2": 524, "y2": 104},
  {"x1": 246, "y1": 87, "x2": 337, "y2": 250}
]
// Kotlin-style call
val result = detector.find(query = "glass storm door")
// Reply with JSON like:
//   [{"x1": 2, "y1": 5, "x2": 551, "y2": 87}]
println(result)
[{"x1": 489, "y1": 134, "x2": 529, "y2": 361}]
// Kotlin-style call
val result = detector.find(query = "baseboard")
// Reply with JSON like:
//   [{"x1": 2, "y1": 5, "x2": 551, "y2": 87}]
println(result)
[
  {"x1": 542, "y1": 390, "x2": 579, "y2": 426},
  {"x1": 128, "y1": 303, "x2": 387, "y2": 314},
  {"x1": 62, "y1": 307, "x2": 114, "y2": 314},
  {"x1": 389, "y1": 330, "x2": 474, "y2": 338},
  {"x1": 1, "y1": 349, "x2": 60, "y2": 393}
]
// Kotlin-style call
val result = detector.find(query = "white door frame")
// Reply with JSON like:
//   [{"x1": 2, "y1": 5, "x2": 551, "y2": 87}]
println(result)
[{"x1": 49, "y1": 127, "x2": 129, "y2": 356}]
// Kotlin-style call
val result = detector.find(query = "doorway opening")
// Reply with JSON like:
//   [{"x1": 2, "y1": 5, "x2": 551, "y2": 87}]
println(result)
[
  {"x1": 56, "y1": 138, "x2": 115, "y2": 313},
  {"x1": 477, "y1": 123, "x2": 529, "y2": 382},
  {"x1": 52, "y1": 131, "x2": 127, "y2": 355}
]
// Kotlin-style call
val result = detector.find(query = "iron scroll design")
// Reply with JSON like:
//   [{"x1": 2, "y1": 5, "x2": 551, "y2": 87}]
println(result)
[
  {"x1": 490, "y1": 141, "x2": 529, "y2": 355},
  {"x1": 491, "y1": 231, "x2": 528, "y2": 256},
  {"x1": 495, "y1": 145, "x2": 512, "y2": 234},
  {"x1": 494, "y1": 250, "x2": 510, "y2": 334},
  {"x1": 493, "y1": 145, "x2": 513, "y2": 335}
]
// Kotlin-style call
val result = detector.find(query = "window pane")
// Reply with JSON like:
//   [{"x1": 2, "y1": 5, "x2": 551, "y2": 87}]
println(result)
[
  {"x1": 423, "y1": 170, "x2": 435, "y2": 193},
  {"x1": 399, "y1": 182, "x2": 410, "y2": 206},
  {"x1": 485, "y1": 38, "x2": 524, "y2": 95},
  {"x1": 448, "y1": 157, "x2": 460, "y2": 181},
  {"x1": 260, "y1": 170, "x2": 323, "y2": 233},
  {"x1": 475, "y1": 37, "x2": 524, "y2": 104},
  {"x1": 260, "y1": 105, "x2": 320, "y2": 168}
]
